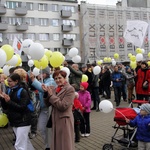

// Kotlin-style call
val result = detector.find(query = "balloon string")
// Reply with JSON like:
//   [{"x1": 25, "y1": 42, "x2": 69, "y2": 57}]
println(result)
[
  {"x1": 113, "y1": 108, "x2": 127, "y2": 119},
  {"x1": 40, "y1": 67, "x2": 43, "y2": 83}
]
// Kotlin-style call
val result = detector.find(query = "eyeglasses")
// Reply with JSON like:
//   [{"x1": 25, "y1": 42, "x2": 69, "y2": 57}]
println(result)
[{"x1": 54, "y1": 77, "x2": 63, "y2": 80}]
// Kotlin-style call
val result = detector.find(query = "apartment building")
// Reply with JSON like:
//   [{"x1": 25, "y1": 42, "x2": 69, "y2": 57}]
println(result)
[{"x1": 0, "y1": 0, "x2": 80, "y2": 62}]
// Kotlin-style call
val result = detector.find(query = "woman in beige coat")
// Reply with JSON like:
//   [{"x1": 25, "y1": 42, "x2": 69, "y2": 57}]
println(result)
[{"x1": 42, "y1": 70, "x2": 75, "y2": 150}]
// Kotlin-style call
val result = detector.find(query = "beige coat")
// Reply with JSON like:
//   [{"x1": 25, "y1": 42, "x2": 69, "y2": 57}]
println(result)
[{"x1": 47, "y1": 83, "x2": 75, "y2": 150}]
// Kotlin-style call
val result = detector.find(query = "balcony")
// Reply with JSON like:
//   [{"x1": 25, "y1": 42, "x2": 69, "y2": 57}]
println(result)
[
  {"x1": 0, "y1": 5, "x2": 6, "y2": 15},
  {"x1": 61, "y1": 24, "x2": 73, "y2": 32},
  {"x1": 0, "y1": 38, "x2": 9, "y2": 47},
  {"x1": 16, "y1": 22, "x2": 28, "y2": 31},
  {"x1": 61, "y1": 10, "x2": 72, "y2": 18},
  {"x1": 62, "y1": 38, "x2": 73, "y2": 46},
  {"x1": 15, "y1": 7, "x2": 27, "y2": 16},
  {"x1": 0, "y1": 22, "x2": 8, "y2": 31}
]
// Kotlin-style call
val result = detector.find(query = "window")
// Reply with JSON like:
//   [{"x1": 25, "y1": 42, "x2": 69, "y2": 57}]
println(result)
[
  {"x1": 62, "y1": 5, "x2": 75, "y2": 13},
  {"x1": 52, "y1": 4, "x2": 58, "y2": 12},
  {"x1": 53, "y1": 34, "x2": 60, "y2": 41},
  {"x1": 26, "y1": 18, "x2": 34, "y2": 25},
  {"x1": 27, "y1": 33, "x2": 35, "y2": 40},
  {"x1": 62, "y1": 20, "x2": 75, "y2": 26},
  {"x1": 26, "y1": 2, "x2": 33, "y2": 10},
  {"x1": 39, "y1": 33, "x2": 49, "y2": 41},
  {"x1": 52, "y1": 19, "x2": 59, "y2": 26},
  {"x1": 8, "y1": 17, "x2": 22, "y2": 25},
  {"x1": 54, "y1": 48, "x2": 60, "y2": 52},
  {"x1": 39, "y1": 18, "x2": 48, "y2": 26},
  {"x1": 7, "y1": 33, "x2": 23, "y2": 41},
  {"x1": 6, "y1": 1, "x2": 21, "y2": 9},
  {"x1": 63, "y1": 34, "x2": 76, "y2": 40},
  {"x1": 38, "y1": 3, "x2": 47, "y2": 11}
]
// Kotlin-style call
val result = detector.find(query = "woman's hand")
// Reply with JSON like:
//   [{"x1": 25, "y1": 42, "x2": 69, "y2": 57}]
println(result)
[
  {"x1": 47, "y1": 86, "x2": 53, "y2": 96},
  {"x1": 2, "y1": 93, "x2": 10, "y2": 102},
  {"x1": 42, "y1": 84, "x2": 48, "y2": 92}
]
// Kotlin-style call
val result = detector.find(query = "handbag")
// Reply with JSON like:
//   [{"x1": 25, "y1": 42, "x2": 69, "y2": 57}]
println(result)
[
  {"x1": 142, "y1": 71, "x2": 149, "y2": 90},
  {"x1": 46, "y1": 114, "x2": 52, "y2": 128}
]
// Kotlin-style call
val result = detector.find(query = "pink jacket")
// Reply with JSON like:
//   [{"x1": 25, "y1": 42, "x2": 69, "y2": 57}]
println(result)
[{"x1": 78, "y1": 90, "x2": 92, "y2": 113}]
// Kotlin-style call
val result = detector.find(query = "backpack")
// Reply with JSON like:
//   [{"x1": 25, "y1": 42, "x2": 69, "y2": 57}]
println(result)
[{"x1": 7, "y1": 88, "x2": 34, "y2": 112}]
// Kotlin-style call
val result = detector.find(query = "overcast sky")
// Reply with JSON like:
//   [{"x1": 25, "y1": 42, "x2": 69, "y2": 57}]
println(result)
[{"x1": 78, "y1": 0, "x2": 119, "y2": 5}]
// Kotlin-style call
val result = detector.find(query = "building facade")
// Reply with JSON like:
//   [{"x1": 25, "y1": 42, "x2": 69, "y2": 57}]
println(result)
[
  {"x1": 0, "y1": 0, "x2": 80, "y2": 62},
  {"x1": 79, "y1": 1, "x2": 150, "y2": 63}
]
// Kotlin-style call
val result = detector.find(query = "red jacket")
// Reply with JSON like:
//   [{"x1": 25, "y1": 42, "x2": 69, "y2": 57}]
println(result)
[
  {"x1": 136, "y1": 69, "x2": 150, "y2": 95},
  {"x1": 72, "y1": 98, "x2": 83, "y2": 112}
]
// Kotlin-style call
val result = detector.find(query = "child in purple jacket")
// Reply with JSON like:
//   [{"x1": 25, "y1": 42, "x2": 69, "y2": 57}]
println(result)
[{"x1": 78, "y1": 82, "x2": 92, "y2": 137}]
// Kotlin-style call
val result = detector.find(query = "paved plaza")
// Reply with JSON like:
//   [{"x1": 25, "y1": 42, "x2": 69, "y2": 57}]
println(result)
[{"x1": 0, "y1": 95, "x2": 138, "y2": 150}]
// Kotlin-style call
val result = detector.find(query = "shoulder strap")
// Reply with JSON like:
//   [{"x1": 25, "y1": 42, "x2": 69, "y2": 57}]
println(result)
[
  {"x1": 7, "y1": 88, "x2": 11, "y2": 95},
  {"x1": 17, "y1": 88, "x2": 23, "y2": 100}
]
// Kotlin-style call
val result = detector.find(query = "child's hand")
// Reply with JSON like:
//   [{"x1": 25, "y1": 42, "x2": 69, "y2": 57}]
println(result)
[{"x1": 125, "y1": 118, "x2": 130, "y2": 123}]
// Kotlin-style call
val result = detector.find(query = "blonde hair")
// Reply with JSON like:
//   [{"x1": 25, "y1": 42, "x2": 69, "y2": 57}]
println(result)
[
  {"x1": 14, "y1": 68, "x2": 27, "y2": 81},
  {"x1": 0, "y1": 74, "x2": 7, "y2": 80}
]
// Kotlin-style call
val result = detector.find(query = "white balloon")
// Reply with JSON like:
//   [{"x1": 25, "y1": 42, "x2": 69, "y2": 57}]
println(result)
[
  {"x1": 3, "y1": 65, "x2": 13, "y2": 76},
  {"x1": 6, "y1": 55, "x2": 18, "y2": 66},
  {"x1": 93, "y1": 66, "x2": 101, "y2": 75},
  {"x1": 112, "y1": 60, "x2": 116, "y2": 66},
  {"x1": 32, "y1": 67, "x2": 40, "y2": 76},
  {"x1": 61, "y1": 67, "x2": 70, "y2": 77},
  {"x1": 136, "y1": 53, "x2": 143, "y2": 62},
  {"x1": 141, "y1": 49, "x2": 145, "y2": 54},
  {"x1": 68, "y1": 47, "x2": 78, "y2": 57},
  {"x1": 22, "y1": 39, "x2": 33, "y2": 55},
  {"x1": 0, "y1": 48, "x2": 7, "y2": 67},
  {"x1": 28, "y1": 60, "x2": 34, "y2": 67},
  {"x1": 29, "y1": 43, "x2": 44, "y2": 60},
  {"x1": 99, "y1": 100, "x2": 113, "y2": 113},
  {"x1": 72, "y1": 55, "x2": 81, "y2": 63}
]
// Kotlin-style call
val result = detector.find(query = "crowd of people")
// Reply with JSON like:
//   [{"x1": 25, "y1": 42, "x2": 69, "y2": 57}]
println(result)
[{"x1": 0, "y1": 60, "x2": 150, "y2": 150}]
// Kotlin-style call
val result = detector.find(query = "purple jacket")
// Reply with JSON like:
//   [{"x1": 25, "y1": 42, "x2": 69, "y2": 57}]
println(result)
[{"x1": 78, "y1": 90, "x2": 92, "y2": 113}]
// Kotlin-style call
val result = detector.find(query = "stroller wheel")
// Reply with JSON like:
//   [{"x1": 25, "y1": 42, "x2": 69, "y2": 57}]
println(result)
[{"x1": 102, "y1": 144, "x2": 113, "y2": 150}]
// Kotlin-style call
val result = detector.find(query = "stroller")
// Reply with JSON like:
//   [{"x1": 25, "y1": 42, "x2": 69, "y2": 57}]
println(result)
[{"x1": 103, "y1": 107, "x2": 138, "y2": 150}]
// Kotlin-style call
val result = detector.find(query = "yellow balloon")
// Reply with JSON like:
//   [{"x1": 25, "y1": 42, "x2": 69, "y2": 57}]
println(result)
[
  {"x1": 15, "y1": 54, "x2": 22, "y2": 66},
  {"x1": 130, "y1": 55, "x2": 136, "y2": 61},
  {"x1": 49, "y1": 52, "x2": 64, "y2": 68},
  {"x1": 81, "y1": 74, "x2": 88, "y2": 82},
  {"x1": 114, "y1": 53, "x2": 119, "y2": 59},
  {"x1": 1, "y1": 44, "x2": 14, "y2": 61},
  {"x1": 0, "y1": 113, "x2": 8, "y2": 127},
  {"x1": 4, "y1": 79, "x2": 9, "y2": 87},
  {"x1": 104, "y1": 57, "x2": 108, "y2": 62},
  {"x1": 136, "y1": 48, "x2": 142, "y2": 54},
  {"x1": 34, "y1": 55, "x2": 48, "y2": 69},
  {"x1": 148, "y1": 61, "x2": 150, "y2": 66},
  {"x1": 130, "y1": 61, "x2": 137, "y2": 69},
  {"x1": 148, "y1": 52, "x2": 150, "y2": 58},
  {"x1": 97, "y1": 60, "x2": 102, "y2": 65},
  {"x1": 45, "y1": 50, "x2": 53, "y2": 58},
  {"x1": 128, "y1": 53, "x2": 132, "y2": 58},
  {"x1": 107, "y1": 57, "x2": 112, "y2": 62},
  {"x1": 0, "y1": 68, "x2": 3, "y2": 73}
]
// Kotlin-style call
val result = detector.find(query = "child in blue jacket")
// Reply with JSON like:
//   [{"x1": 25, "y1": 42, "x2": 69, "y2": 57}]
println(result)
[{"x1": 126, "y1": 103, "x2": 150, "y2": 150}]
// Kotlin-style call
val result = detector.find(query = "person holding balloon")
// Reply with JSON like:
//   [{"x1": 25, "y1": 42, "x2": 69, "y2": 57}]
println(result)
[{"x1": 0, "y1": 73, "x2": 35, "y2": 150}]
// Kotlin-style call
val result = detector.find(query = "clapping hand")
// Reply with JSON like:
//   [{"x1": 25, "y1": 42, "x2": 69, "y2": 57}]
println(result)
[
  {"x1": 0, "y1": 93, "x2": 10, "y2": 102},
  {"x1": 42, "y1": 84, "x2": 48, "y2": 92}
]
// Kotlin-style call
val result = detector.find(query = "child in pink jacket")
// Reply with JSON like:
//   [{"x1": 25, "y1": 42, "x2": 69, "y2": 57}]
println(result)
[{"x1": 78, "y1": 82, "x2": 92, "y2": 137}]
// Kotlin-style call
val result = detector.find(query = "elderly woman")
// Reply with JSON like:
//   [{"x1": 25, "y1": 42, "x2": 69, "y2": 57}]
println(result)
[{"x1": 42, "y1": 70, "x2": 75, "y2": 150}]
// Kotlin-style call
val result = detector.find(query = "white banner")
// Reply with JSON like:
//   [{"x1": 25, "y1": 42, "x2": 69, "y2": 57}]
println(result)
[
  {"x1": 12, "y1": 37, "x2": 22, "y2": 56},
  {"x1": 124, "y1": 20, "x2": 148, "y2": 48}
]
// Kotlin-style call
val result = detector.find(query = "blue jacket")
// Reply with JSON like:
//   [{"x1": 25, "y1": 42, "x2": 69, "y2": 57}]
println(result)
[
  {"x1": 111, "y1": 71, "x2": 124, "y2": 87},
  {"x1": 129, "y1": 114, "x2": 150, "y2": 142},
  {"x1": 32, "y1": 76, "x2": 56, "y2": 109}
]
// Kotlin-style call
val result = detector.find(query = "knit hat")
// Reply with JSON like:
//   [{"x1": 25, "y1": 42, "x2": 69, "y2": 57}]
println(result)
[
  {"x1": 82, "y1": 64, "x2": 87, "y2": 68},
  {"x1": 80, "y1": 82, "x2": 89, "y2": 90},
  {"x1": 40, "y1": 66, "x2": 50, "y2": 75},
  {"x1": 140, "y1": 104, "x2": 150, "y2": 114}
]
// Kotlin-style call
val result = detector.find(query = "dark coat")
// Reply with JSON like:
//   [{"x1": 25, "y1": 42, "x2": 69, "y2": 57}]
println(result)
[
  {"x1": 0, "y1": 86, "x2": 31, "y2": 127},
  {"x1": 45, "y1": 83, "x2": 75, "y2": 150}
]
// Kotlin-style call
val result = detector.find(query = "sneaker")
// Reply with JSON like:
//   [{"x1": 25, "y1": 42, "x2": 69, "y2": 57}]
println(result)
[
  {"x1": 29, "y1": 133, "x2": 37, "y2": 139},
  {"x1": 80, "y1": 134, "x2": 85, "y2": 137},
  {"x1": 85, "y1": 133, "x2": 90, "y2": 137}
]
